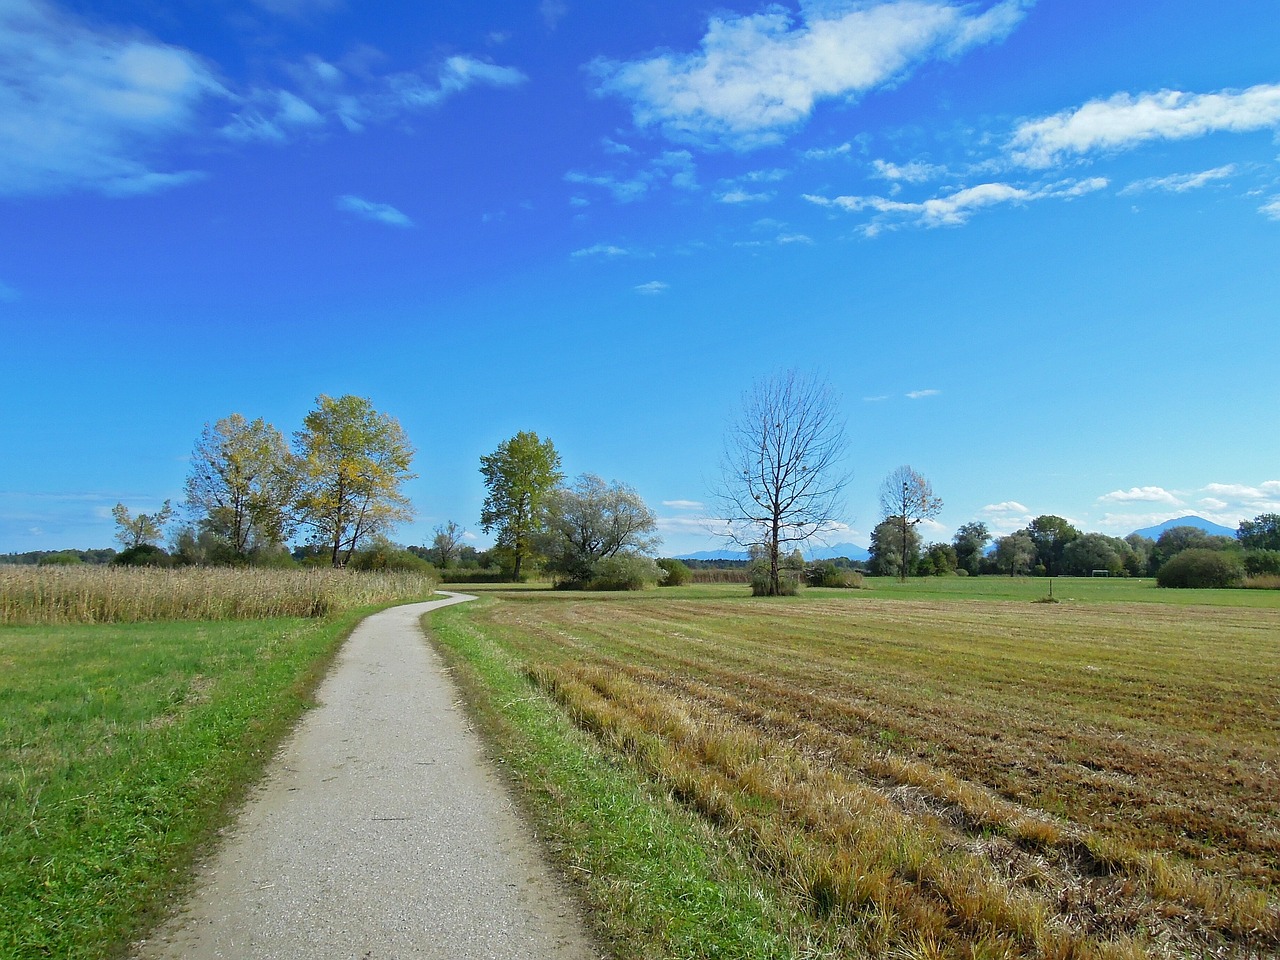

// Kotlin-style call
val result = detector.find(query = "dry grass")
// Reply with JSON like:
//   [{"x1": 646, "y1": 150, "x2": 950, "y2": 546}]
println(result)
[
  {"x1": 466, "y1": 590, "x2": 1280, "y2": 959},
  {"x1": 0, "y1": 565, "x2": 437, "y2": 624}
]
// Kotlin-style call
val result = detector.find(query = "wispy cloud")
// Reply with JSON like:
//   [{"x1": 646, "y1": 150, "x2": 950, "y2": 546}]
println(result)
[
  {"x1": 634, "y1": 280, "x2": 669, "y2": 295},
  {"x1": 0, "y1": 0, "x2": 225, "y2": 197},
  {"x1": 571, "y1": 243, "x2": 630, "y2": 258},
  {"x1": 806, "y1": 177, "x2": 1107, "y2": 232},
  {"x1": 1121, "y1": 164, "x2": 1237, "y2": 195},
  {"x1": 870, "y1": 158, "x2": 947, "y2": 184},
  {"x1": 804, "y1": 142, "x2": 854, "y2": 161},
  {"x1": 1097, "y1": 486, "x2": 1184, "y2": 506},
  {"x1": 225, "y1": 54, "x2": 527, "y2": 143},
  {"x1": 250, "y1": 0, "x2": 343, "y2": 18},
  {"x1": 1009, "y1": 84, "x2": 1280, "y2": 168},
  {"x1": 663, "y1": 499, "x2": 704, "y2": 510},
  {"x1": 906, "y1": 388, "x2": 940, "y2": 399},
  {"x1": 1260, "y1": 197, "x2": 1280, "y2": 220},
  {"x1": 719, "y1": 190, "x2": 773, "y2": 204},
  {"x1": 592, "y1": 0, "x2": 1032, "y2": 149},
  {"x1": 336, "y1": 194, "x2": 413, "y2": 227},
  {"x1": 566, "y1": 150, "x2": 697, "y2": 203}
]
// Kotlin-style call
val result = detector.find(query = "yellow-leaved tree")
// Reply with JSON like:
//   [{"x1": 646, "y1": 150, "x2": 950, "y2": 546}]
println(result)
[{"x1": 293, "y1": 395, "x2": 416, "y2": 568}]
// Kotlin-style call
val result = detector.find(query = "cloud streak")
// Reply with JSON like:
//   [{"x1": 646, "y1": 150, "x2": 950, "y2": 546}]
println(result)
[
  {"x1": 592, "y1": 0, "x2": 1032, "y2": 149},
  {"x1": 1009, "y1": 84, "x2": 1280, "y2": 168},
  {"x1": 336, "y1": 195, "x2": 413, "y2": 227}
]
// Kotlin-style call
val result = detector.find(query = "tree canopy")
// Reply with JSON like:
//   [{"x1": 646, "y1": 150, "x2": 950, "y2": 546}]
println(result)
[
  {"x1": 479, "y1": 431, "x2": 563, "y2": 581},
  {"x1": 878, "y1": 466, "x2": 942, "y2": 581},
  {"x1": 293, "y1": 395, "x2": 416, "y2": 568},
  {"x1": 543, "y1": 474, "x2": 659, "y2": 587}
]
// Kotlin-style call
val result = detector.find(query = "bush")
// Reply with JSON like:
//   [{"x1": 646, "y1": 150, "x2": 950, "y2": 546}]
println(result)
[
  {"x1": 1243, "y1": 549, "x2": 1280, "y2": 577},
  {"x1": 348, "y1": 542, "x2": 438, "y2": 575},
  {"x1": 113, "y1": 545, "x2": 172, "y2": 567},
  {"x1": 589, "y1": 555, "x2": 662, "y2": 591},
  {"x1": 655, "y1": 558, "x2": 692, "y2": 587},
  {"x1": 806, "y1": 561, "x2": 863, "y2": 588},
  {"x1": 37, "y1": 551, "x2": 83, "y2": 566},
  {"x1": 1156, "y1": 549, "x2": 1244, "y2": 589}
]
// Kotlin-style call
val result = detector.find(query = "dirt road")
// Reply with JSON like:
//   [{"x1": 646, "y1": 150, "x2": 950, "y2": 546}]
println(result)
[{"x1": 134, "y1": 593, "x2": 600, "y2": 960}]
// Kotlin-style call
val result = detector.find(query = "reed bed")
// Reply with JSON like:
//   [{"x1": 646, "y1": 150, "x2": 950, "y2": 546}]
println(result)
[
  {"x1": 0, "y1": 565, "x2": 437, "y2": 624},
  {"x1": 462, "y1": 590, "x2": 1280, "y2": 959}
]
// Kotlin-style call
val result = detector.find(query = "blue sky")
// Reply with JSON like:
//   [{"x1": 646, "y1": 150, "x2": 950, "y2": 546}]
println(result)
[{"x1": 2, "y1": 0, "x2": 1278, "y2": 557}]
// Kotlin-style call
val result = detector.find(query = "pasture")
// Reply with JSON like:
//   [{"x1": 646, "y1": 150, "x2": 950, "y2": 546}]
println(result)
[
  {"x1": 432, "y1": 583, "x2": 1280, "y2": 959},
  {"x1": 0, "y1": 567, "x2": 436, "y2": 959}
]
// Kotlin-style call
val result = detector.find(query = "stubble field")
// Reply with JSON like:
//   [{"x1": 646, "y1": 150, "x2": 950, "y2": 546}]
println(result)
[{"x1": 439, "y1": 584, "x2": 1279, "y2": 959}]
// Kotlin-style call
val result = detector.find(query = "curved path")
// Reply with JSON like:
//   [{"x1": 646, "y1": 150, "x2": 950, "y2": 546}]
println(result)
[{"x1": 134, "y1": 593, "x2": 600, "y2": 960}]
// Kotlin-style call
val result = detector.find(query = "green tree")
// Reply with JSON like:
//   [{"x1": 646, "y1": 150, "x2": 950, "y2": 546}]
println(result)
[
  {"x1": 919, "y1": 542, "x2": 958, "y2": 576},
  {"x1": 111, "y1": 500, "x2": 174, "y2": 549},
  {"x1": 293, "y1": 395, "x2": 416, "y2": 568},
  {"x1": 1061, "y1": 532, "x2": 1127, "y2": 577},
  {"x1": 543, "y1": 474, "x2": 660, "y2": 587},
  {"x1": 1150, "y1": 525, "x2": 1236, "y2": 572},
  {"x1": 1238, "y1": 513, "x2": 1280, "y2": 551},
  {"x1": 716, "y1": 371, "x2": 849, "y2": 597},
  {"x1": 868, "y1": 516, "x2": 921, "y2": 578},
  {"x1": 184, "y1": 413, "x2": 296, "y2": 562},
  {"x1": 1024, "y1": 515, "x2": 1080, "y2": 576},
  {"x1": 878, "y1": 466, "x2": 942, "y2": 581},
  {"x1": 994, "y1": 531, "x2": 1036, "y2": 577},
  {"x1": 952, "y1": 521, "x2": 991, "y2": 575},
  {"x1": 479, "y1": 431, "x2": 563, "y2": 581}
]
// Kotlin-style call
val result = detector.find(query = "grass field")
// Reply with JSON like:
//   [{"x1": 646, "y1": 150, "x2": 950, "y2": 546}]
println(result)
[
  {"x1": 0, "y1": 566, "x2": 436, "y2": 960},
  {"x1": 432, "y1": 582, "x2": 1280, "y2": 959}
]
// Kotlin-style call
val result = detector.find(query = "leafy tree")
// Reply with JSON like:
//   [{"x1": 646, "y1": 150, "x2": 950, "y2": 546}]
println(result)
[
  {"x1": 1238, "y1": 514, "x2": 1280, "y2": 551},
  {"x1": 1024, "y1": 515, "x2": 1080, "y2": 576},
  {"x1": 994, "y1": 531, "x2": 1036, "y2": 577},
  {"x1": 111, "y1": 500, "x2": 174, "y2": 549},
  {"x1": 918, "y1": 542, "x2": 958, "y2": 576},
  {"x1": 952, "y1": 521, "x2": 991, "y2": 576},
  {"x1": 479, "y1": 431, "x2": 563, "y2": 582},
  {"x1": 1156, "y1": 549, "x2": 1244, "y2": 589},
  {"x1": 878, "y1": 466, "x2": 942, "y2": 581},
  {"x1": 431, "y1": 521, "x2": 466, "y2": 569},
  {"x1": 716, "y1": 370, "x2": 849, "y2": 597},
  {"x1": 656, "y1": 557, "x2": 692, "y2": 586},
  {"x1": 1124, "y1": 534, "x2": 1155, "y2": 576},
  {"x1": 1061, "y1": 532, "x2": 1127, "y2": 577},
  {"x1": 184, "y1": 413, "x2": 296, "y2": 562},
  {"x1": 293, "y1": 395, "x2": 416, "y2": 568},
  {"x1": 1150, "y1": 525, "x2": 1236, "y2": 572},
  {"x1": 543, "y1": 474, "x2": 660, "y2": 588},
  {"x1": 869, "y1": 516, "x2": 921, "y2": 578}
]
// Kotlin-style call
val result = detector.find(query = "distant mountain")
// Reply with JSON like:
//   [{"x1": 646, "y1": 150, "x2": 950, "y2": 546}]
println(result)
[
  {"x1": 675, "y1": 542, "x2": 870, "y2": 562},
  {"x1": 1129, "y1": 515, "x2": 1237, "y2": 540}
]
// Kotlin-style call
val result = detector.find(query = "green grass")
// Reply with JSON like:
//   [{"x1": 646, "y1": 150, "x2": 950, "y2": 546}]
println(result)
[
  {"x1": 427, "y1": 600, "x2": 803, "y2": 960},
  {"x1": 0, "y1": 607, "x2": 381, "y2": 960}
]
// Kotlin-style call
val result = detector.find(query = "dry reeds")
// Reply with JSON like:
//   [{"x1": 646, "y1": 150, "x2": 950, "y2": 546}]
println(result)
[{"x1": 0, "y1": 565, "x2": 437, "y2": 624}]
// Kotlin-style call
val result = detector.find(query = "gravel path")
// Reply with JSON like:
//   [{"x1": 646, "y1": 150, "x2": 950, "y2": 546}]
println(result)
[{"x1": 133, "y1": 593, "x2": 601, "y2": 960}]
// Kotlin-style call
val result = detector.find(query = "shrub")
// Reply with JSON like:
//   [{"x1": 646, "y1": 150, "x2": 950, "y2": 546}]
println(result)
[
  {"x1": 37, "y1": 551, "x2": 83, "y2": 566},
  {"x1": 1156, "y1": 549, "x2": 1244, "y2": 589},
  {"x1": 1243, "y1": 549, "x2": 1280, "y2": 577},
  {"x1": 113, "y1": 545, "x2": 172, "y2": 567},
  {"x1": 590, "y1": 555, "x2": 662, "y2": 591},
  {"x1": 656, "y1": 558, "x2": 692, "y2": 586},
  {"x1": 806, "y1": 561, "x2": 863, "y2": 588},
  {"x1": 348, "y1": 542, "x2": 438, "y2": 575}
]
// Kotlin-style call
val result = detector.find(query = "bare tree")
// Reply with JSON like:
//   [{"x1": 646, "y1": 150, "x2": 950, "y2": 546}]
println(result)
[
  {"x1": 717, "y1": 370, "x2": 849, "y2": 596},
  {"x1": 878, "y1": 465, "x2": 943, "y2": 582},
  {"x1": 431, "y1": 521, "x2": 466, "y2": 569}
]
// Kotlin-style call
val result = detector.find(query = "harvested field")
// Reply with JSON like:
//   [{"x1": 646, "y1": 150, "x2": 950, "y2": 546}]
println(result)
[{"x1": 462, "y1": 590, "x2": 1280, "y2": 959}]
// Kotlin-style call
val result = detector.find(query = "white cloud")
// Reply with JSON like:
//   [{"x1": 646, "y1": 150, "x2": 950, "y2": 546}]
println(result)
[
  {"x1": 1122, "y1": 164, "x2": 1237, "y2": 195},
  {"x1": 566, "y1": 150, "x2": 698, "y2": 202},
  {"x1": 565, "y1": 171, "x2": 649, "y2": 202},
  {"x1": 906, "y1": 388, "x2": 940, "y2": 399},
  {"x1": 719, "y1": 189, "x2": 773, "y2": 204},
  {"x1": 1009, "y1": 84, "x2": 1280, "y2": 168},
  {"x1": 592, "y1": 0, "x2": 1032, "y2": 149},
  {"x1": 571, "y1": 243, "x2": 630, "y2": 258},
  {"x1": 1201, "y1": 481, "x2": 1280, "y2": 511},
  {"x1": 982, "y1": 500, "x2": 1029, "y2": 515},
  {"x1": 1097, "y1": 486, "x2": 1184, "y2": 506},
  {"x1": 804, "y1": 141, "x2": 853, "y2": 160},
  {"x1": 807, "y1": 176, "x2": 1107, "y2": 230},
  {"x1": 0, "y1": 0, "x2": 225, "y2": 197},
  {"x1": 663, "y1": 499, "x2": 704, "y2": 510},
  {"x1": 540, "y1": 0, "x2": 568, "y2": 29},
  {"x1": 1261, "y1": 197, "x2": 1280, "y2": 220},
  {"x1": 336, "y1": 194, "x2": 413, "y2": 227},
  {"x1": 870, "y1": 158, "x2": 946, "y2": 183},
  {"x1": 634, "y1": 280, "x2": 669, "y2": 294}
]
